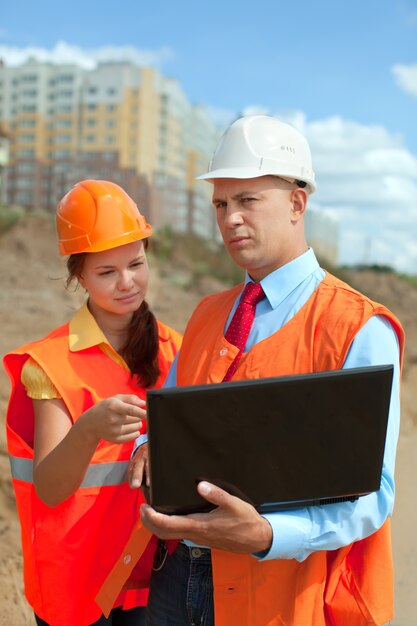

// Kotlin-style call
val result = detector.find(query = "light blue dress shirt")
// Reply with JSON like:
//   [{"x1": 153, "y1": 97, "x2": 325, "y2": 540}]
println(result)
[{"x1": 136, "y1": 248, "x2": 401, "y2": 562}]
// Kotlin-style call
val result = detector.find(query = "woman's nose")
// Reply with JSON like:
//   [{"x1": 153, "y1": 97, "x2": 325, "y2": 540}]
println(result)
[{"x1": 118, "y1": 270, "x2": 134, "y2": 289}]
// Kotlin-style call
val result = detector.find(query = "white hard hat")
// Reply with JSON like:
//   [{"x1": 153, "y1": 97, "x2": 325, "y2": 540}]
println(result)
[{"x1": 198, "y1": 115, "x2": 316, "y2": 193}]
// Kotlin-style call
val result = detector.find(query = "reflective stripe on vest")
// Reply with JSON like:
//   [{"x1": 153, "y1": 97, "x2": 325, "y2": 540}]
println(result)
[{"x1": 9, "y1": 455, "x2": 129, "y2": 487}]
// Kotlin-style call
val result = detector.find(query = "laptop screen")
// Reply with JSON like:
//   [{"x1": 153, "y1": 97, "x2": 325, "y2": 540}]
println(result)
[{"x1": 146, "y1": 365, "x2": 393, "y2": 515}]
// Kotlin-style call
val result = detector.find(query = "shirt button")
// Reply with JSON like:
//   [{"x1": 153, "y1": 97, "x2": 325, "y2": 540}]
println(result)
[
  {"x1": 220, "y1": 348, "x2": 228, "y2": 356},
  {"x1": 123, "y1": 554, "x2": 132, "y2": 565}
]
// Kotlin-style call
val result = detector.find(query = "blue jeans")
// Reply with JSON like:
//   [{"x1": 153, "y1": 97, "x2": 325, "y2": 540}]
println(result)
[{"x1": 147, "y1": 542, "x2": 214, "y2": 626}]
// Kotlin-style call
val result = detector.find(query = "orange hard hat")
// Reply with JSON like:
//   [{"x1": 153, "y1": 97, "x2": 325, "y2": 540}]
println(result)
[{"x1": 56, "y1": 179, "x2": 152, "y2": 256}]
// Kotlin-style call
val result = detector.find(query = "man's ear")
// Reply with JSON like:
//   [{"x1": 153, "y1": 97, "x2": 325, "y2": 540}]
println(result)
[{"x1": 290, "y1": 188, "x2": 308, "y2": 224}]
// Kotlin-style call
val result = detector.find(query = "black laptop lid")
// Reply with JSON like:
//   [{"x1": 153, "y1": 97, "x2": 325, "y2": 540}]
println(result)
[{"x1": 146, "y1": 365, "x2": 393, "y2": 515}]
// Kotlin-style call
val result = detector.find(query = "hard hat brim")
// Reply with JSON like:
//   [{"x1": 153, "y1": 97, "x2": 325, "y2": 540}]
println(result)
[
  {"x1": 58, "y1": 225, "x2": 152, "y2": 256},
  {"x1": 197, "y1": 167, "x2": 271, "y2": 181},
  {"x1": 197, "y1": 167, "x2": 316, "y2": 193}
]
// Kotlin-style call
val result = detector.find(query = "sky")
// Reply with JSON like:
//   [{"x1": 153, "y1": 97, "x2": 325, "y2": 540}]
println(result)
[{"x1": 1, "y1": 0, "x2": 417, "y2": 273}]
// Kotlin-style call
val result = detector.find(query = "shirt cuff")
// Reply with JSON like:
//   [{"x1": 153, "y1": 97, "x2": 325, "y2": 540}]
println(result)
[
  {"x1": 253, "y1": 509, "x2": 312, "y2": 562},
  {"x1": 132, "y1": 434, "x2": 148, "y2": 456}
]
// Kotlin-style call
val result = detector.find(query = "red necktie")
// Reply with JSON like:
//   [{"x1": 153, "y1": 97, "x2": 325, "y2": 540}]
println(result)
[{"x1": 222, "y1": 281, "x2": 265, "y2": 382}]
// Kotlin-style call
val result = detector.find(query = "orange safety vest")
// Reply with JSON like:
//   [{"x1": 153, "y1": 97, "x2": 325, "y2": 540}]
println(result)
[
  {"x1": 97, "y1": 273, "x2": 404, "y2": 626},
  {"x1": 4, "y1": 319, "x2": 182, "y2": 626}
]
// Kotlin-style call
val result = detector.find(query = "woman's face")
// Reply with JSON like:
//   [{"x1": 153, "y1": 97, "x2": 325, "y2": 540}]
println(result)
[{"x1": 78, "y1": 240, "x2": 149, "y2": 319}]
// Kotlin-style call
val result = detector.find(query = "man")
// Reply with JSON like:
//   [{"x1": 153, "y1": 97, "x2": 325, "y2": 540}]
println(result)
[{"x1": 97, "y1": 115, "x2": 404, "y2": 626}]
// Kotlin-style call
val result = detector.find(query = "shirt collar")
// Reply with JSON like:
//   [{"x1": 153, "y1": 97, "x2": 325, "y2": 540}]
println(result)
[
  {"x1": 245, "y1": 248, "x2": 320, "y2": 310},
  {"x1": 69, "y1": 302, "x2": 110, "y2": 352}
]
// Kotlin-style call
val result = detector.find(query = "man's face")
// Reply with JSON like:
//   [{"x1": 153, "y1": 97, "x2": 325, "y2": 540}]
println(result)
[{"x1": 212, "y1": 176, "x2": 307, "y2": 281}]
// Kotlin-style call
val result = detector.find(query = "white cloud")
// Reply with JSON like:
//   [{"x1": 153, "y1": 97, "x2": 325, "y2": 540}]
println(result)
[
  {"x1": 273, "y1": 110, "x2": 309, "y2": 135},
  {"x1": 392, "y1": 62, "x2": 417, "y2": 98},
  {"x1": 241, "y1": 104, "x2": 270, "y2": 117},
  {"x1": 201, "y1": 105, "x2": 417, "y2": 272},
  {"x1": 205, "y1": 105, "x2": 237, "y2": 129},
  {"x1": 305, "y1": 116, "x2": 417, "y2": 272},
  {"x1": 0, "y1": 41, "x2": 174, "y2": 69},
  {"x1": 239, "y1": 109, "x2": 417, "y2": 272}
]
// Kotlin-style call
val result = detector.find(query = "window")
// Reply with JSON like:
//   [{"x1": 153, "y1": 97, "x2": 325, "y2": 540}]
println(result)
[
  {"x1": 22, "y1": 74, "x2": 37, "y2": 83},
  {"x1": 15, "y1": 192, "x2": 33, "y2": 203},
  {"x1": 52, "y1": 163, "x2": 68, "y2": 173},
  {"x1": 18, "y1": 149, "x2": 35, "y2": 158},
  {"x1": 54, "y1": 150, "x2": 71, "y2": 159},
  {"x1": 19, "y1": 119, "x2": 36, "y2": 128},
  {"x1": 17, "y1": 162, "x2": 35, "y2": 173},
  {"x1": 55, "y1": 119, "x2": 72, "y2": 128},
  {"x1": 22, "y1": 89, "x2": 38, "y2": 98},
  {"x1": 17, "y1": 177, "x2": 33, "y2": 189},
  {"x1": 58, "y1": 74, "x2": 74, "y2": 83}
]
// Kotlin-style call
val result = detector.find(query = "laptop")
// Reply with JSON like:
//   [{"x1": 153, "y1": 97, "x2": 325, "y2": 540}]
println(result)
[{"x1": 146, "y1": 364, "x2": 393, "y2": 515}]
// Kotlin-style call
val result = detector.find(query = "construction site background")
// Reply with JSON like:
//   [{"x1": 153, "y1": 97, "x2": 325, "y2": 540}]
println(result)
[{"x1": 0, "y1": 212, "x2": 416, "y2": 626}]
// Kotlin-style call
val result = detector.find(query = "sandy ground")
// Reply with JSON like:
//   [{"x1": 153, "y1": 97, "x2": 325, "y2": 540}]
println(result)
[{"x1": 0, "y1": 215, "x2": 416, "y2": 625}]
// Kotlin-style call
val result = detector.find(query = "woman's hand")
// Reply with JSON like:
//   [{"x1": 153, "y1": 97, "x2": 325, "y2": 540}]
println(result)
[
  {"x1": 129, "y1": 443, "x2": 149, "y2": 489},
  {"x1": 33, "y1": 394, "x2": 145, "y2": 506},
  {"x1": 76, "y1": 394, "x2": 145, "y2": 444}
]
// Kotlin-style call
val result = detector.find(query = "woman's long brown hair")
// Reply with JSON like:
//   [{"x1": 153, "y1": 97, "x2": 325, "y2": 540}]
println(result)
[{"x1": 66, "y1": 239, "x2": 160, "y2": 388}]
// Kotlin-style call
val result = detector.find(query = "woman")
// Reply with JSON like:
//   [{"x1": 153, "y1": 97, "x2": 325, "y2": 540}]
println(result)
[{"x1": 3, "y1": 180, "x2": 182, "y2": 626}]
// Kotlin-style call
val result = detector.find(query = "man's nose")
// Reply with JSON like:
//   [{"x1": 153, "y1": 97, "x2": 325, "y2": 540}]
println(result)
[{"x1": 224, "y1": 204, "x2": 244, "y2": 227}]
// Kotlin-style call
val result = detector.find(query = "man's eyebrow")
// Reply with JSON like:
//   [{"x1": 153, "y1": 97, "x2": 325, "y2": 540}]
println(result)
[{"x1": 212, "y1": 190, "x2": 261, "y2": 203}]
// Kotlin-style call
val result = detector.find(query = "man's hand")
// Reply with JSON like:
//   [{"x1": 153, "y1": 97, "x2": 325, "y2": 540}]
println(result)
[{"x1": 140, "y1": 481, "x2": 272, "y2": 554}]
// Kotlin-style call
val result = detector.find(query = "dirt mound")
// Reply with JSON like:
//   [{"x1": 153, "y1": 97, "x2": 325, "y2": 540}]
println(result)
[{"x1": 1, "y1": 215, "x2": 416, "y2": 625}]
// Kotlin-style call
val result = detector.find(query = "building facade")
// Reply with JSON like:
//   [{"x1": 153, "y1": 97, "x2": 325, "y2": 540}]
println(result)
[
  {"x1": 0, "y1": 58, "x2": 219, "y2": 235},
  {"x1": 0, "y1": 58, "x2": 338, "y2": 264}
]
